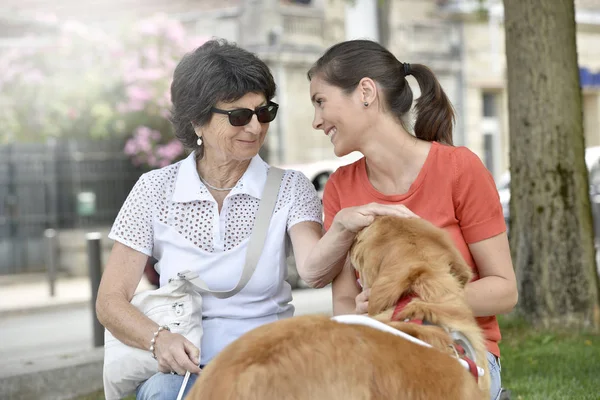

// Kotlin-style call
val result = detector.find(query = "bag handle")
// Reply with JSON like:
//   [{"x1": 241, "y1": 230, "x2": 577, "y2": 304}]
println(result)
[{"x1": 178, "y1": 166, "x2": 285, "y2": 299}]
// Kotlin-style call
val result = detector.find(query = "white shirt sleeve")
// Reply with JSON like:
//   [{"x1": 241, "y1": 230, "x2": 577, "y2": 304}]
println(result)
[
  {"x1": 108, "y1": 172, "x2": 155, "y2": 256},
  {"x1": 286, "y1": 171, "x2": 323, "y2": 230}
]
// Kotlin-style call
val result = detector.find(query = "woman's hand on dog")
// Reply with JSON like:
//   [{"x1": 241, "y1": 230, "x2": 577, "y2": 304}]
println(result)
[
  {"x1": 355, "y1": 288, "x2": 370, "y2": 314},
  {"x1": 155, "y1": 331, "x2": 202, "y2": 375},
  {"x1": 333, "y1": 203, "x2": 419, "y2": 233}
]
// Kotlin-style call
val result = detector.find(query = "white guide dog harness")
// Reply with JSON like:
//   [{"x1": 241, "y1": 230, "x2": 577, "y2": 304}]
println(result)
[{"x1": 331, "y1": 314, "x2": 485, "y2": 377}]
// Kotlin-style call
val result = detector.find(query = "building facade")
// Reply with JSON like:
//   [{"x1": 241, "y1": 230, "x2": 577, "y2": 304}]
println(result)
[
  {"x1": 1, "y1": 0, "x2": 347, "y2": 165},
  {"x1": 381, "y1": 0, "x2": 600, "y2": 180},
  {"x1": 3, "y1": 0, "x2": 600, "y2": 173}
]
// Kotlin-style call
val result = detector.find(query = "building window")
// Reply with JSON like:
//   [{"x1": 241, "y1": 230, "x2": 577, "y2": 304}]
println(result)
[
  {"x1": 281, "y1": 0, "x2": 312, "y2": 4},
  {"x1": 481, "y1": 91, "x2": 501, "y2": 179},
  {"x1": 482, "y1": 92, "x2": 497, "y2": 117},
  {"x1": 483, "y1": 133, "x2": 495, "y2": 175}
]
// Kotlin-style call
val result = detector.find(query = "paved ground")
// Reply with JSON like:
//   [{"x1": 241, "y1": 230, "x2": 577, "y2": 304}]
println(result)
[{"x1": 0, "y1": 280, "x2": 332, "y2": 371}]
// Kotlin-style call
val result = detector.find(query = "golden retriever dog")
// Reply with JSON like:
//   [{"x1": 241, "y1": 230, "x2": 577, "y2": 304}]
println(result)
[{"x1": 186, "y1": 216, "x2": 489, "y2": 400}]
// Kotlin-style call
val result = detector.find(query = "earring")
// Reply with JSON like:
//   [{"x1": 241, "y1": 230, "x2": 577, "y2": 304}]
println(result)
[
  {"x1": 363, "y1": 102, "x2": 369, "y2": 107},
  {"x1": 196, "y1": 136, "x2": 203, "y2": 146}
]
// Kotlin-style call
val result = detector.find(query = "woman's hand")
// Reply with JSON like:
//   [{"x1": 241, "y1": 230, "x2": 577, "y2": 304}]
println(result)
[
  {"x1": 332, "y1": 203, "x2": 419, "y2": 234},
  {"x1": 355, "y1": 288, "x2": 370, "y2": 315},
  {"x1": 154, "y1": 331, "x2": 202, "y2": 375}
]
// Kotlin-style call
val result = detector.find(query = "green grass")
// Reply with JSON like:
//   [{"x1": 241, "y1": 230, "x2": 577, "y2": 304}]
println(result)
[
  {"x1": 77, "y1": 317, "x2": 600, "y2": 400},
  {"x1": 498, "y1": 315, "x2": 600, "y2": 400},
  {"x1": 75, "y1": 391, "x2": 133, "y2": 400},
  {"x1": 76, "y1": 390, "x2": 135, "y2": 400},
  {"x1": 73, "y1": 390, "x2": 103, "y2": 400}
]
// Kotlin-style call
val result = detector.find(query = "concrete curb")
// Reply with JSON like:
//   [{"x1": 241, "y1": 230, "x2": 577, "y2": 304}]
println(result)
[
  {"x1": 0, "y1": 300, "x2": 91, "y2": 318},
  {"x1": 0, "y1": 348, "x2": 104, "y2": 400}
]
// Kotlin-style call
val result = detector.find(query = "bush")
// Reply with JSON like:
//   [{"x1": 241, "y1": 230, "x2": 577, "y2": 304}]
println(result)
[{"x1": 0, "y1": 14, "x2": 206, "y2": 168}]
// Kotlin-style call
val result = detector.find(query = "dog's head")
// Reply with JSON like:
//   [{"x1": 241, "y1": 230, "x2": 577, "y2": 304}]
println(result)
[{"x1": 349, "y1": 216, "x2": 473, "y2": 316}]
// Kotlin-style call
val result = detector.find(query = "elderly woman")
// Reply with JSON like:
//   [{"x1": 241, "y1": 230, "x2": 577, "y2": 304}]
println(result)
[
  {"x1": 98, "y1": 39, "x2": 408, "y2": 400},
  {"x1": 96, "y1": 40, "x2": 329, "y2": 399}
]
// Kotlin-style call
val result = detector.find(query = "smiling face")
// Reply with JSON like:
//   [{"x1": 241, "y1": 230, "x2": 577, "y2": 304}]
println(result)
[
  {"x1": 197, "y1": 92, "x2": 270, "y2": 162},
  {"x1": 310, "y1": 75, "x2": 367, "y2": 157}
]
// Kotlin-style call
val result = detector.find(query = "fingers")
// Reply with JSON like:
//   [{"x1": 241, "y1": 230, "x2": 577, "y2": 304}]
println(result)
[
  {"x1": 355, "y1": 300, "x2": 368, "y2": 314},
  {"x1": 158, "y1": 363, "x2": 172, "y2": 374},
  {"x1": 184, "y1": 340, "x2": 200, "y2": 366},
  {"x1": 355, "y1": 214, "x2": 375, "y2": 229},
  {"x1": 156, "y1": 334, "x2": 202, "y2": 375},
  {"x1": 356, "y1": 288, "x2": 370, "y2": 302},
  {"x1": 364, "y1": 203, "x2": 419, "y2": 219},
  {"x1": 161, "y1": 351, "x2": 200, "y2": 375},
  {"x1": 355, "y1": 288, "x2": 370, "y2": 315},
  {"x1": 173, "y1": 349, "x2": 201, "y2": 375},
  {"x1": 334, "y1": 203, "x2": 419, "y2": 234},
  {"x1": 183, "y1": 341, "x2": 202, "y2": 373},
  {"x1": 333, "y1": 209, "x2": 374, "y2": 233}
]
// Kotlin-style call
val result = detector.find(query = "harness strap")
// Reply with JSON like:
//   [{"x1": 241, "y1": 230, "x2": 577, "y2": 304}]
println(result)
[
  {"x1": 332, "y1": 315, "x2": 485, "y2": 378},
  {"x1": 461, "y1": 355, "x2": 479, "y2": 382},
  {"x1": 452, "y1": 343, "x2": 479, "y2": 382},
  {"x1": 391, "y1": 295, "x2": 481, "y2": 382},
  {"x1": 363, "y1": 288, "x2": 483, "y2": 382}
]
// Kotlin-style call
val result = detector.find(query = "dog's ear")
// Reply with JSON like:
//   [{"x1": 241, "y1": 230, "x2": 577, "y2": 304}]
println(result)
[
  {"x1": 368, "y1": 262, "x2": 430, "y2": 315},
  {"x1": 448, "y1": 253, "x2": 472, "y2": 287},
  {"x1": 428, "y1": 223, "x2": 473, "y2": 287},
  {"x1": 368, "y1": 274, "x2": 402, "y2": 315}
]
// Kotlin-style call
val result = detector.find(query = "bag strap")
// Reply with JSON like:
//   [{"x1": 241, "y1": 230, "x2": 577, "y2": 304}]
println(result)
[{"x1": 178, "y1": 166, "x2": 285, "y2": 299}]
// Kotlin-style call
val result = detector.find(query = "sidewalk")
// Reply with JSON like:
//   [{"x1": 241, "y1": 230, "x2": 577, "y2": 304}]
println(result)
[
  {"x1": 0, "y1": 273, "x2": 331, "y2": 400},
  {"x1": 0, "y1": 273, "x2": 153, "y2": 317}
]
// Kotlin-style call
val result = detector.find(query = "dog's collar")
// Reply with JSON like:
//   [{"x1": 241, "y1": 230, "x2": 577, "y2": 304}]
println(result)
[
  {"x1": 391, "y1": 294, "x2": 481, "y2": 382},
  {"x1": 391, "y1": 293, "x2": 418, "y2": 321},
  {"x1": 392, "y1": 295, "x2": 437, "y2": 327}
]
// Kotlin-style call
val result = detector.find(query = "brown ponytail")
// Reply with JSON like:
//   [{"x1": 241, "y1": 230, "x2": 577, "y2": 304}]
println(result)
[
  {"x1": 308, "y1": 40, "x2": 455, "y2": 145},
  {"x1": 409, "y1": 64, "x2": 455, "y2": 145}
]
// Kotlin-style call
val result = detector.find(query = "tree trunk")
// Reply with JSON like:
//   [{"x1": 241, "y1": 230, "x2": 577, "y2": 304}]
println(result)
[
  {"x1": 503, "y1": 0, "x2": 600, "y2": 329},
  {"x1": 376, "y1": 0, "x2": 391, "y2": 48}
]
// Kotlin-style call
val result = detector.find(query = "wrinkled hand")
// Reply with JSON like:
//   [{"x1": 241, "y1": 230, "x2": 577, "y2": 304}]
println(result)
[
  {"x1": 355, "y1": 288, "x2": 370, "y2": 315},
  {"x1": 154, "y1": 331, "x2": 201, "y2": 375},
  {"x1": 333, "y1": 203, "x2": 419, "y2": 234}
]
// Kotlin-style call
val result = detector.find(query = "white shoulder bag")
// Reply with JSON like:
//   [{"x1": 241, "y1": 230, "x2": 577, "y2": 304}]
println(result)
[{"x1": 103, "y1": 167, "x2": 285, "y2": 400}]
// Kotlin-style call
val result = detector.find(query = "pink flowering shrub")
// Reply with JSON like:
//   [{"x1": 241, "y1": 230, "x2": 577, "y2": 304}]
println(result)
[
  {"x1": 0, "y1": 13, "x2": 206, "y2": 169},
  {"x1": 124, "y1": 126, "x2": 184, "y2": 168}
]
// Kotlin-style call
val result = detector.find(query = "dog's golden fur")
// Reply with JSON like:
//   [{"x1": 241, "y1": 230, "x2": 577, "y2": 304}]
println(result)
[
  {"x1": 351, "y1": 216, "x2": 490, "y2": 397},
  {"x1": 186, "y1": 216, "x2": 490, "y2": 400}
]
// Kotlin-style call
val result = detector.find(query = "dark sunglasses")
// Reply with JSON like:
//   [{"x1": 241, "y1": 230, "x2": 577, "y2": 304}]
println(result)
[{"x1": 211, "y1": 102, "x2": 279, "y2": 127}]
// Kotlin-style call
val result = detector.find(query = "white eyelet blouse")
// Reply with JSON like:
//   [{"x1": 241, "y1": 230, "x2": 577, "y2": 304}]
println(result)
[{"x1": 108, "y1": 151, "x2": 323, "y2": 364}]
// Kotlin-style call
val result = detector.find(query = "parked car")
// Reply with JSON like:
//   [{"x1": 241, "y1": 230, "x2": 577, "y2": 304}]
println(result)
[
  {"x1": 498, "y1": 146, "x2": 600, "y2": 237},
  {"x1": 278, "y1": 152, "x2": 363, "y2": 199}
]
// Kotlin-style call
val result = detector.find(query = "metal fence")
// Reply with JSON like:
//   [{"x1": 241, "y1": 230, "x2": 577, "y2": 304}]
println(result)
[{"x1": 0, "y1": 138, "x2": 145, "y2": 274}]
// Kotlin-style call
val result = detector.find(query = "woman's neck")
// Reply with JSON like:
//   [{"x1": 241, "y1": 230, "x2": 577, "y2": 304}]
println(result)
[
  {"x1": 197, "y1": 152, "x2": 251, "y2": 190},
  {"x1": 360, "y1": 119, "x2": 432, "y2": 194}
]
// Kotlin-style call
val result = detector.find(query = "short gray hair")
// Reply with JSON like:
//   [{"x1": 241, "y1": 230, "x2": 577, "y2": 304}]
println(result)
[{"x1": 170, "y1": 39, "x2": 277, "y2": 150}]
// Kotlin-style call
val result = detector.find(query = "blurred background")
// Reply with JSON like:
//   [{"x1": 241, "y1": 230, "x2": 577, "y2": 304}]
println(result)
[
  {"x1": 1, "y1": 0, "x2": 600, "y2": 399},
  {"x1": 2, "y1": 0, "x2": 600, "y2": 277}
]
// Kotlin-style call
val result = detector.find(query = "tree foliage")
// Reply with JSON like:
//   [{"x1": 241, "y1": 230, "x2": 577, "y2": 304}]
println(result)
[{"x1": 0, "y1": 14, "x2": 206, "y2": 167}]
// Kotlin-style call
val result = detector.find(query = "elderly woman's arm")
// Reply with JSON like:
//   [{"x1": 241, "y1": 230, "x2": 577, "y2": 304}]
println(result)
[
  {"x1": 96, "y1": 242, "x2": 201, "y2": 375},
  {"x1": 288, "y1": 220, "x2": 353, "y2": 288},
  {"x1": 290, "y1": 203, "x2": 418, "y2": 288}
]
